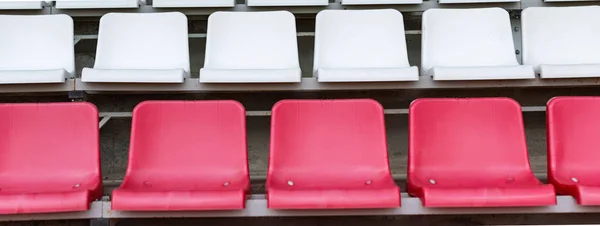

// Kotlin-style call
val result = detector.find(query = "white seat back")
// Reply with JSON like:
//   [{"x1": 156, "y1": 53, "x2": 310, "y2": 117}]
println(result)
[
  {"x1": 314, "y1": 9, "x2": 412, "y2": 74},
  {"x1": 439, "y1": 0, "x2": 519, "y2": 3},
  {"x1": 0, "y1": 1, "x2": 43, "y2": 9},
  {"x1": 522, "y1": 6, "x2": 600, "y2": 72},
  {"x1": 56, "y1": 0, "x2": 139, "y2": 9},
  {"x1": 421, "y1": 8, "x2": 520, "y2": 76},
  {"x1": 0, "y1": 15, "x2": 74, "y2": 74},
  {"x1": 342, "y1": 0, "x2": 422, "y2": 4},
  {"x1": 153, "y1": 0, "x2": 235, "y2": 7},
  {"x1": 246, "y1": 0, "x2": 327, "y2": 6},
  {"x1": 204, "y1": 11, "x2": 299, "y2": 71},
  {"x1": 93, "y1": 12, "x2": 190, "y2": 73}
]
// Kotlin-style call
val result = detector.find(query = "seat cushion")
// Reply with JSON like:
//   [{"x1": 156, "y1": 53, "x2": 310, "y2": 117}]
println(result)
[
  {"x1": 317, "y1": 67, "x2": 419, "y2": 82},
  {"x1": 419, "y1": 185, "x2": 556, "y2": 207},
  {"x1": 540, "y1": 64, "x2": 600, "y2": 79},
  {"x1": 0, "y1": 190, "x2": 90, "y2": 214},
  {"x1": 0, "y1": 2, "x2": 43, "y2": 9},
  {"x1": 199, "y1": 68, "x2": 301, "y2": 83},
  {"x1": 56, "y1": 0, "x2": 139, "y2": 9},
  {"x1": 81, "y1": 68, "x2": 186, "y2": 83},
  {"x1": 575, "y1": 185, "x2": 600, "y2": 206},
  {"x1": 153, "y1": 0, "x2": 235, "y2": 7},
  {"x1": 267, "y1": 187, "x2": 401, "y2": 209},
  {"x1": 432, "y1": 65, "x2": 535, "y2": 81},
  {"x1": 0, "y1": 69, "x2": 67, "y2": 84},
  {"x1": 111, "y1": 189, "x2": 246, "y2": 211}
]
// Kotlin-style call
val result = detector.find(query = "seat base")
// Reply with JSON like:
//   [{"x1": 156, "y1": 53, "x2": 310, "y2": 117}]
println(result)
[
  {"x1": 317, "y1": 67, "x2": 419, "y2": 82},
  {"x1": 246, "y1": 0, "x2": 328, "y2": 6},
  {"x1": 417, "y1": 185, "x2": 556, "y2": 207},
  {"x1": 0, "y1": 191, "x2": 90, "y2": 214},
  {"x1": 341, "y1": 0, "x2": 422, "y2": 5},
  {"x1": 199, "y1": 68, "x2": 301, "y2": 83},
  {"x1": 0, "y1": 69, "x2": 67, "y2": 84},
  {"x1": 267, "y1": 187, "x2": 401, "y2": 209},
  {"x1": 153, "y1": 0, "x2": 235, "y2": 7},
  {"x1": 432, "y1": 65, "x2": 535, "y2": 81},
  {"x1": 112, "y1": 189, "x2": 246, "y2": 211},
  {"x1": 540, "y1": 64, "x2": 600, "y2": 79},
  {"x1": 572, "y1": 185, "x2": 600, "y2": 206},
  {"x1": 81, "y1": 68, "x2": 186, "y2": 83},
  {"x1": 56, "y1": 0, "x2": 139, "y2": 9}
]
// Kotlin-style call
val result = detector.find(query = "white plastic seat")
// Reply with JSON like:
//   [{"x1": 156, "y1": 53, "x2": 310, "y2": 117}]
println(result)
[
  {"x1": 153, "y1": 0, "x2": 235, "y2": 7},
  {"x1": 200, "y1": 11, "x2": 301, "y2": 83},
  {"x1": 247, "y1": 0, "x2": 328, "y2": 6},
  {"x1": 81, "y1": 13, "x2": 190, "y2": 83},
  {"x1": 0, "y1": 15, "x2": 73, "y2": 84},
  {"x1": 314, "y1": 9, "x2": 418, "y2": 82},
  {"x1": 342, "y1": 0, "x2": 422, "y2": 4},
  {"x1": 544, "y1": 0, "x2": 597, "y2": 1},
  {"x1": 439, "y1": 0, "x2": 519, "y2": 3},
  {"x1": 522, "y1": 6, "x2": 600, "y2": 79},
  {"x1": 0, "y1": 1, "x2": 43, "y2": 9},
  {"x1": 56, "y1": 0, "x2": 139, "y2": 9},
  {"x1": 422, "y1": 8, "x2": 534, "y2": 81}
]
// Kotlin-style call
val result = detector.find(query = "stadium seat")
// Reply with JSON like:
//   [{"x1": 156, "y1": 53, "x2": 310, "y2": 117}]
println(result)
[
  {"x1": 547, "y1": 97, "x2": 600, "y2": 205},
  {"x1": 421, "y1": 8, "x2": 534, "y2": 80},
  {"x1": 341, "y1": 0, "x2": 422, "y2": 5},
  {"x1": 439, "y1": 0, "x2": 519, "y2": 3},
  {"x1": 200, "y1": 11, "x2": 301, "y2": 83},
  {"x1": 0, "y1": 1, "x2": 43, "y2": 9},
  {"x1": 112, "y1": 101, "x2": 250, "y2": 211},
  {"x1": 81, "y1": 12, "x2": 190, "y2": 83},
  {"x1": 522, "y1": 6, "x2": 600, "y2": 78},
  {"x1": 314, "y1": 9, "x2": 418, "y2": 82},
  {"x1": 0, "y1": 103, "x2": 101, "y2": 214},
  {"x1": 247, "y1": 0, "x2": 328, "y2": 6},
  {"x1": 153, "y1": 0, "x2": 235, "y2": 7},
  {"x1": 0, "y1": 15, "x2": 73, "y2": 84},
  {"x1": 267, "y1": 99, "x2": 400, "y2": 209},
  {"x1": 408, "y1": 98, "x2": 555, "y2": 207},
  {"x1": 56, "y1": 0, "x2": 139, "y2": 9}
]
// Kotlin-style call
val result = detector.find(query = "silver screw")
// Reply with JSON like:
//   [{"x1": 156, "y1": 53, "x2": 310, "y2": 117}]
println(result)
[
  {"x1": 287, "y1": 180, "x2": 294, "y2": 186},
  {"x1": 223, "y1": 182, "x2": 229, "y2": 187},
  {"x1": 365, "y1": 180, "x2": 372, "y2": 185},
  {"x1": 429, "y1": 179, "x2": 436, "y2": 185},
  {"x1": 572, "y1": 177, "x2": 579, "y2": 183},
  {"x1": 73, "y1": 184, "x2": 80, "y2": 188}
]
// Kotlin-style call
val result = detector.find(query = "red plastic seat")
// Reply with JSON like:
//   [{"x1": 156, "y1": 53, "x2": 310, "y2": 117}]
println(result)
[
  {"x1": 112, "y1": 101, "x2": 249, "y2": 211},
  {"x1": 0, "y1": 102, "x2": 101, "y2": 214},
  {"x1": 267, "y1": 99, "x2": 400, "y2": 209},
  {"x1": 547, "y1": 97, "x2": 600, "y2": 205},
  {"x1": 408, "y1": 98, "x2": 555, "y2": 207}
]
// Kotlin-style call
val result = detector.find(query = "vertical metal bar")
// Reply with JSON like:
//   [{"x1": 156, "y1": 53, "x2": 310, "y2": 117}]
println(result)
[{"x1": 510, "y1": 10, "x2": 523, "y2": 64}]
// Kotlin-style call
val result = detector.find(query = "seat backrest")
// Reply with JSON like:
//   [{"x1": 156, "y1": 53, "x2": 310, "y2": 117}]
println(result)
[
  {"x1": 409, "y1": 98, "x2": 535, "y2": 186},
  {"x1": 547, "y1": 97, "x2": 600, "y2": 184},
  {"x1": 56, "y1": 0, "x2": 139, "y2": 9},
  {"x1": 314, "y1": 9, "x2": 411, "y2": 74},
  {"x1": 268, "y1": 99, "x2": 393, "y2": 189},
  {"x1": 0, "y1": 1, "x2": 43, "y2": 9},
  {"x1": 421, "y1": 8, "x2": 519, "y2": 76},
  {"x1": 522, "y1": 6, "x2": 600, "y2": 72},
  {"x1": 204, "y1": 11, "x2": 299, "y2": 70},
  {"x1": 0, "y1": 15, "x2": 74, "y2": 74},
  {"x1": 0, "y1": 103, "x2": 99, "y2": 192},
  {"x1": 439, "y1": 0, "x2": 520, "y2": 3},
  {"x1": 94, "y1": 13, "x2": 189, "y2": 73},
  {"x1": 124, "y1": 101, "x2": 249, "y2": 190}
]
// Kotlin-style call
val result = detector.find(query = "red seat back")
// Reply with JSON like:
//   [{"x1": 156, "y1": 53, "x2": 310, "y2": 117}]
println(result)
[
  {"x1": 0, "y1": 103, "x2": 100, "y2": 194},
  {"x1": 267, "y1": 99, "x2": 394, "y2": 189},
  {"x1": 408, "y1": 98, "x2": 537, "y2": 190},
  {"x1": 547, "y1": 97, "x2": 600, "y2": 187},
  {"x1": 122, "y1": 101, "x2": 249, "y2": 191}
]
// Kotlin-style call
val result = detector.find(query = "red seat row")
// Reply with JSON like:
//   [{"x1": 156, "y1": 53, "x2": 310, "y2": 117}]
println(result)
[{"x1": 0, "y1": 97, "x2": 599, "y2": 214}]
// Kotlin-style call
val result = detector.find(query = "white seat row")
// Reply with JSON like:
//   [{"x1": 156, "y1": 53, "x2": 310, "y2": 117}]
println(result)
[
  {"x1": 1, "y1": 6, "x2": 600, "y2": 85},
  {"x1": 1, "y1": 0, "x2": 596, "y2": 9}
]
